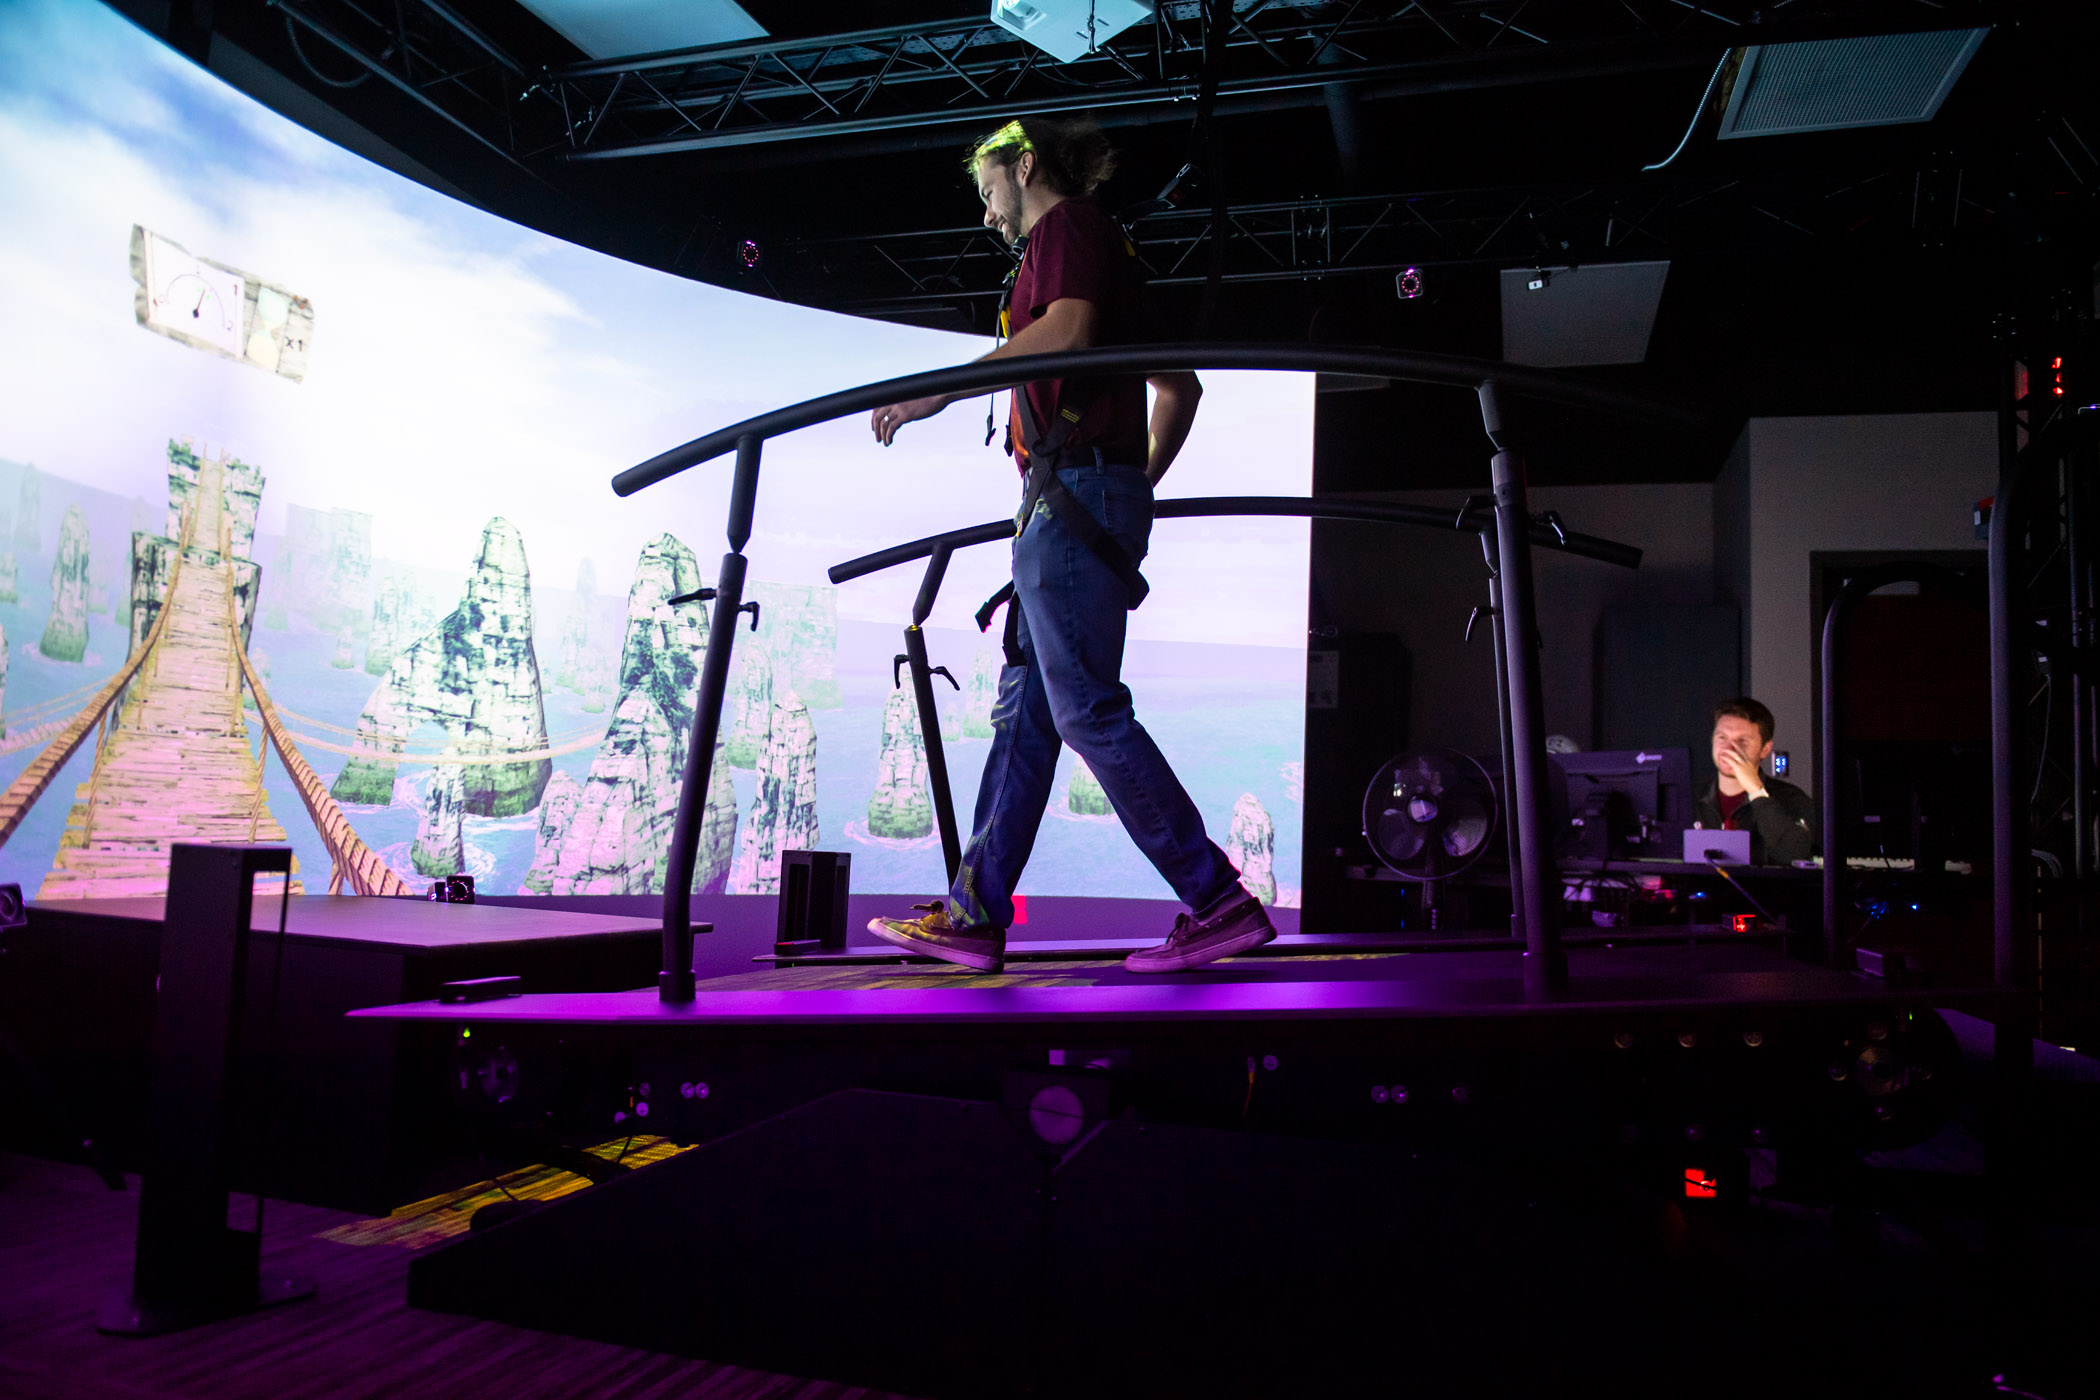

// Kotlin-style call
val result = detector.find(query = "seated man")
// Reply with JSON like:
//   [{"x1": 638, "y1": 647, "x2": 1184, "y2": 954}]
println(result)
[{"x1": 1691, "y1": 697, "x2": 1816, "y2": 865}]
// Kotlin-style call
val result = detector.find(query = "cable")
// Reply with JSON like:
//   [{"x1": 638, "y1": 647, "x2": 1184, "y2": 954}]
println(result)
[
  {"x1": 1702, "y1": 852, "x2": 1778, "y2": 923},
  {"x1": 1642, "y1": 52, "x2": 1730, "y2": 172},
  {"x1": 251, "y1": 875, "x2": 293, "y2": 1237},
  {"x1": 2028, "y1": 674, "x2": 2053, "y2": 811},
  {"x1": 285, "y1": 15, "x2": 371, "y2": 90}
]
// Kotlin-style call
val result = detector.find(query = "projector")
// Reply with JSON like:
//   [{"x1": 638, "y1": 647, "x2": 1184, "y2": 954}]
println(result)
[{"x1": 990, "y1": 0, "x2": 1154, "y2": 64}]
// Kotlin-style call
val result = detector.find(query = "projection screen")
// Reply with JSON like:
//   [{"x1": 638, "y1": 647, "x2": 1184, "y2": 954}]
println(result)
[{"x1": 0, "y1": 0, "x2": 1310, "y2": 907}]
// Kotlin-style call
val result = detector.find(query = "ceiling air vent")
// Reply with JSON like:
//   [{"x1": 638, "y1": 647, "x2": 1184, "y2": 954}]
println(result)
[{"x1": 1717, "y1": 28, "x2": 1988, "y2": 139}]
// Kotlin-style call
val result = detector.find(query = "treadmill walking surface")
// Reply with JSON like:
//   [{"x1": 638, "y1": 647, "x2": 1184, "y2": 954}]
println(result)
[{"x1": 350, "y1": 941, "x2": 1989, "y2": 1027}]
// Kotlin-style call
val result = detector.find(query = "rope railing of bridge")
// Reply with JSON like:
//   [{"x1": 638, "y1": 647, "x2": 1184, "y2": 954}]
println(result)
[
  {"x1": 236, "y1": 645, "x2": 412, "y2": 898},
  {"x1": 0, "y1": 491, "x2": 415, "y2": 898},
  {"x1": 0, "y1": 503, "x2": 204, "y2": 852}
]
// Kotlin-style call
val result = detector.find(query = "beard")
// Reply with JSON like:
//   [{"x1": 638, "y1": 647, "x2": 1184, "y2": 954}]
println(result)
[{"x1": 990, "y1": 170, "x2": 1025, "y2": 245}]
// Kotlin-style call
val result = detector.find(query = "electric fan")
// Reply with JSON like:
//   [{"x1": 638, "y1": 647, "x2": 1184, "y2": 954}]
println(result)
[{"x1": 1362, "y1": 749, "x2": 1500, "y2": 880}]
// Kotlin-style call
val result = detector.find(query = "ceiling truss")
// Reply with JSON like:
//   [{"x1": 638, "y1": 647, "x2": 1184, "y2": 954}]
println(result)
[{"x1": 268, "y1": 0, "x2": 1987, "y2": 168}]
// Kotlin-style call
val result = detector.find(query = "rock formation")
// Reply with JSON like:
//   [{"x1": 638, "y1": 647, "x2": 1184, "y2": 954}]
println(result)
[
  {"x1": 749, "y1": 582, "x2": 841, "y2": 709},
  {"x1": 0, "y1": 622, "x2": 9, "y2": 739},
  {"x1": 13, "y1": 464, "x2": 40, "y2": 556},
  {"x1": 365, "y1": 576, "x2": 401, "y2": 675},
  {"x1": 1225, "y1": 793, "x2": 1277, "y2": 905},
  {"x1": 961, "y1": 647, "x2": 1000, "y2": 738},
  {"x1": 730, "y1": 693, "x2": 819, "y2": 895},
  {"x1": 330, "y1": 628, "x2": 355, "y2": 669},
  {"x1": 411, "y1": 761, "x2": 467, "y2": 877},
  {"x1": 124, "y1": 441, "x2": 263, "y2": 662},
  {"x1": 521, "y1": 535, "x2": 737, "y2": 895},
  {"x1": 280, "y1": 502, "x2": 371, "y2": 636},
  {"x1": 554, "y1": 558, "x2": 595, "y2": 692},
  {"x1": 723, "y1": 644, "x2": 773, "y2": 769},
  {"x1": 867, "y1": 687, "x2": 932, "y2": 839},
  {"x1": 0, "y1": 553, "x2": 18, "y2": 604},
  {"x1": 1067, "y1": 756, "x2": 1112, "y2": 816},
  {"x1": 40, "y1": 505, "x2": 89, "y2": 662},
  {"x1": 128, "y1": 531, "x2": 257, "y2": 657},
  {"x1": 88, "y1": 552, "x2": 112, "y2": 615},
  {"x1": 166, "y1": 440, "x2": 262, "y2": 559},
  {"x1": 330, "y1": 518, "x2": 551, "y2": 816}
]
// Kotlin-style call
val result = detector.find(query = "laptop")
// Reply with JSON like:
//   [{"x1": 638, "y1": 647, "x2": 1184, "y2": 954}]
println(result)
[{"x1": 1685, "y1": 828, "x2": 1752, "y2": 865}]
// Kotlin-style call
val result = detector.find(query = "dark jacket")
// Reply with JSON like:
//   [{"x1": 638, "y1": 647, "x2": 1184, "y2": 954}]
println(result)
[{"x1": 1691, "y1": 775, "x2": 1817, "y2": 865}]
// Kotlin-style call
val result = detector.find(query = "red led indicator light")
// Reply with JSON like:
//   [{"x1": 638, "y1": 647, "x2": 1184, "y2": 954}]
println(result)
[
  {"x1": 1730, "y1": 913, "x2": 1757, "y2": 933},
  {"x1": 1684, "y1": 1168, "x2": 1717, "y2": 1199}
]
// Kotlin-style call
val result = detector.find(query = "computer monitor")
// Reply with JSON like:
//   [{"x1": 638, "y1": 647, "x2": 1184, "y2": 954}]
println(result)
[{"x1": 1555, "y1": 748, "x2": 1694, "y2": 860}]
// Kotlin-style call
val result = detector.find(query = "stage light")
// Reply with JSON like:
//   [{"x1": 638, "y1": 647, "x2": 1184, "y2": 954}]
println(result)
[
  {"x1": 1396, "y1": 266, "x2": 1423, "y2": 299},
  {"x1": 2052, "y1": 355, "x2": 2065, "y2": 396},
  {"x1": 739, "y1": 238, "x2": 763, "y2": 270}
]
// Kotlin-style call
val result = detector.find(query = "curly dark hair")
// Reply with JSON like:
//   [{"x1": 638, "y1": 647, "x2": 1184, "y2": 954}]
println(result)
[{"x1": 963, "y1": 117, "x2": 1117, "y2": 197}]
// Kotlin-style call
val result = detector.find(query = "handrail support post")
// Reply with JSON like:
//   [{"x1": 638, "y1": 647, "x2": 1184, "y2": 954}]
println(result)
[
  {"x1": 1479, "y1": 379, "x2": 1566, "y2": 1000},
  {"x1": 660, "y1": 433, "x2": 765, "y2": 1003}
]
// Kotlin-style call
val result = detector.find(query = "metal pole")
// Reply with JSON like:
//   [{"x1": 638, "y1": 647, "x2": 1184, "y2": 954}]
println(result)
[
  {"x1": 2067, "y1": 439, "x2": 2094, "y2": 881},
  {"x1": 659, "y1": 435, "x2": 762, "y2": 1003},
  {"x1": 1478, "y1": 380, "x2": 1565, "y2": 999},
  {"x1": 1479, "y1": 531, "x2": 1526, "y2": 942},
  {"x1": 1990, "y1": 437, "x2": 2037, "y2": 1020},
  {"x1": 902, "y1": 627, "x2": 963, "y2": 885},
  {"x1": 902, "y1": 543, "x2": 963, "y2": 884}
]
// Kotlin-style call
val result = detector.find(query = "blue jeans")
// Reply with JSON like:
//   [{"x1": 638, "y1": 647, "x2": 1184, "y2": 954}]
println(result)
[{"x1": 947, "y1": 454, "x2": 1241, "y2": 930}]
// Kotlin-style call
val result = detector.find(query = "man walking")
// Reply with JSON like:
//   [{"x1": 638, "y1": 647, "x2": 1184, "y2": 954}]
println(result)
[{"x1": 865, "y1": 118, "x2": 1272, "y2": 975}]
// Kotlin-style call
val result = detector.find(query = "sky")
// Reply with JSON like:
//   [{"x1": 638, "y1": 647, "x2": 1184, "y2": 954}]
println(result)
[{"x1": 0, "y1": 0, "x2": 1311, "y2": 647}]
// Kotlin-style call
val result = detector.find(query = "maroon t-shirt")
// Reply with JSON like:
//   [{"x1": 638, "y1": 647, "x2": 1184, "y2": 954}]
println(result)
[
  {"x1": 1717, "y1": 789, "x2": 1747, "y2": 828},
  {"x1": 1006, "y1": 198, "x2": 1149, "y2": 469}
]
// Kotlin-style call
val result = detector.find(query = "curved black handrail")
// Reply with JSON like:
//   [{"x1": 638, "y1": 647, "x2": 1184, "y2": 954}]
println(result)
[
  {"x1": 634, "y1": 344, "x2": 1701, "y2": 1005},
  {"x1": 828, "y1": 495, "x2": 1643, "y2": 584},
  {"x1": 612, "y1": 342, "x2": 1707, "y2": 496}
]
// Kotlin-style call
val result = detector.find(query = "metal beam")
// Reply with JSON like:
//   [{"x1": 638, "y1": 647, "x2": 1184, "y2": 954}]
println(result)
[{"x1": 561, "y1": 38, "x2": 1723, "y2": 160}]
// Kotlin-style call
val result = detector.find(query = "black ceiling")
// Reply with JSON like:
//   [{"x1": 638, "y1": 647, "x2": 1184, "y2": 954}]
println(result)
[{"x1": 108, "y1": 0, "x2": 2100, "y2": 480}]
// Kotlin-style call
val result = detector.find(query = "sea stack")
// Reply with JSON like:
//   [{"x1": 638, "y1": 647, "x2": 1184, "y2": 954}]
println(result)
[
  {"x1": 0, "y1": 622, "x2": 9, "y2": 739},
  {"x1": 521, "y1": 535, "x2": 737, "y2": 895},
  {"x1": 962, "y1": 648, "x2": 999, "y2": 738},
  {"x1": 411, "y1": 762, "x2": 467, "y2": 877},
  {"x1": 723, "y1": 644, "x2": 773, "y2": 769},
  {"x1": 39, "y1": 505, "x2": 89, "y2": 662},
  {"x1": 867, "y1": 687, "x2": 932, "y2": 839},
  {"x1": 1067, "y1": 756, "x2": 1113, "y2": 816},
  {"x1": 13, "y1": 465, "x2": 40, "y2": 556},
  {"x1": 1226, "y1": 793, "x2": 1277, "y2": 904},
  {"x1": 330, "y1": 518, "x2": 551, "y2": 816},
  {"x1": 365, "y1": 576, "x2": 401, "y2": 675},
  {"x1": 555, "y1": 558, "x2": 595, "y2": 692},
  {"x1": 730, "y1": 693, "x2": 818, "y2": 895}
]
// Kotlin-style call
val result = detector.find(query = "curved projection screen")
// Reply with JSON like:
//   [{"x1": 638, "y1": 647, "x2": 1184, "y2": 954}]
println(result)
[{"x1": 0, "y1": 0, "x2": 1310, "y2": 906}]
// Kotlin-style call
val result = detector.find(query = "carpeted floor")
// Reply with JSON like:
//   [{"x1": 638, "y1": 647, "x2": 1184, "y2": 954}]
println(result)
[{"x1": 0, "y1": 1151, "x2": 915, "y2": 1400}]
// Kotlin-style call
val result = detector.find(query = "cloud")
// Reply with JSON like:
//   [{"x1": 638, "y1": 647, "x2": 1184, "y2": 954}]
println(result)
[{"x1": 0, "y1": 0, "x2": 1312, "y2": 650}]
